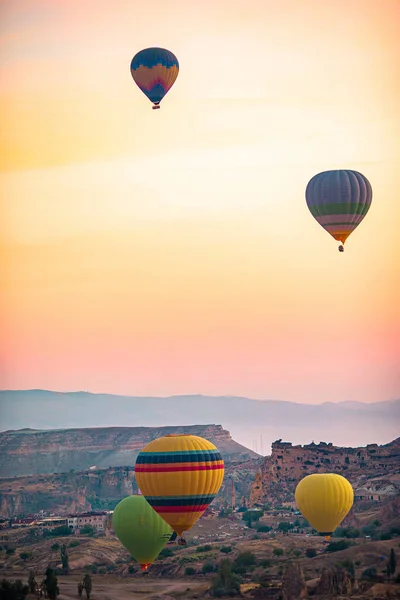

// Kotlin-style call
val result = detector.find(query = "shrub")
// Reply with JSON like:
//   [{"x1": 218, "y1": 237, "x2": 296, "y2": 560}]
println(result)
[
  {"x1": 257, "y1": 525, "x2": 272, "y2": 533},
  {"x1": 19, "y1": 552, "x2": 31, "y2": 561},
  {"x1": 220, "y1": 546, "x2": 232, "y2": 554},
  {"x1": 51, "y1": 543, "x2": 60, "y2": 551},
  {"x1": 326, "y1": 540, "x2": 351, "y2": 552},
  {"x1": 69, "y1": 540, "x2": 80, "y2": 548},
  {"x1": 361, "y1": 567, "x2": 379, "y2": 581},
  {"x1": 278, "y1": 522, "x2": 292, "y2": 533},
  {"x1": 202, "y1": 561, "x2": 215, "y2": 574},
  {"x1": 159, "y1": 547, "x2": 174, "y2": 558},
  {"x1": 210, "y1": 559, "x2": 241, "y2": 598},
  {"x1": 306, "y1": 548, "x2": 317, "y2": 558},
  {"x1": 80, "y1": 525, "x2": 95, "y2": 537},
  {"x1": 234, "y1": 551, "x2": 257, "y2": 567},
  {"x1": 185, "y1": 567, "x2": 196, "y2": 575},
  {"x1": 260, "y1": 559, "x2": 272, "y2": 568},
  {"x1": 49, "y1": 525, "x2": 71, "y2": 537},
  {"x1": 197, "y1": 545, "x2": 212, "y2": 553},
  {"x1": 6, "y1": 548, "x2": 15, "y2": 555},
  {"x1": 273, "y1": 548, "x2": 284, "y2": 557}
]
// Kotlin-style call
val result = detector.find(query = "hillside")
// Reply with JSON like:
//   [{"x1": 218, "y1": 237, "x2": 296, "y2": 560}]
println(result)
[
  {"x1": 0, "y1": 424, "x2": 257, "y2": 478},
  {"x1": 1, "y1": 390, "x2": 399, "y2": 450},
  {"x1": 250, "y1": 437, "x2": 400, "y2": 508}
]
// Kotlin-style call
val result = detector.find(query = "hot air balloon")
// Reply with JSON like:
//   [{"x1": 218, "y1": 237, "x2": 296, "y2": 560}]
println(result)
[
  {"x1": 305, "y1": 170, "x2": 372, "y2": 252},
  {"x1": 130, "y1": 47, "x2": 179, "y2": 110},
  {"x1": 135, "y1": 434, "x2": 225, "y2": 536},
  {"x1": 112, "y1": 495, "x2": 172, "y2": 572},
  {"x1": 295, "y1": 473, "x2": 354, "y2": 540}
]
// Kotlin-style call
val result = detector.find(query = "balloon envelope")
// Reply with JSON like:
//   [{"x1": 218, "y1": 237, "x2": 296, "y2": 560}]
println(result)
[
  {"x1": 305, "y1": 169, "x2": 372, "y2": 246},
  {"x1": 135, "y1": 434, "x2": 225, "y2": 536},
  {"x1": 295, "y1": 473, "x2": 354, "y2": 538},
  {"x1": 112, "y1": 495, "x2": 172, "y2": 571},
  {"x1": 130, "y1": 47, "x2": 179, "y2": 107}
]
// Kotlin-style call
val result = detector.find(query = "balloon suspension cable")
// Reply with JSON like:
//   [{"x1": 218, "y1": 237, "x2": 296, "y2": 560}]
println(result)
[{"x1": 338, "y1": 244, "x2": 344, "y2": 252}]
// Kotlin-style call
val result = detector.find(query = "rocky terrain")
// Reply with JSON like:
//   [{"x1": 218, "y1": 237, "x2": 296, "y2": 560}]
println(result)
[
  {"x1": 0, "y1": 424, "x2": 257, "y2": 478},
  {"x1": 0, "y1": 425, "x2": 262, "y2": 517},
  {"x1": 0, "y1": 511, "x2": 399, "y2": 599},
  {"x1": 250, "y1": 437, "x2": 400, "y2": 508}
]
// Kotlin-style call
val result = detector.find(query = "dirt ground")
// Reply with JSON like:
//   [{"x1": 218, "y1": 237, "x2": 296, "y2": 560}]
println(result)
[{"x1": 3, "y1": 573, "x2": 210, "y2": 600}]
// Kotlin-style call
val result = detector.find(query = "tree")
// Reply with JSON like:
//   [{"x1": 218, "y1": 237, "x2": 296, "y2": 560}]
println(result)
[
  {"x1": 83, "y1": 574, "x2": 92, "y2": 599},
  {"x1": 44, "y1": 568, "x2": 59, "y2": 600},
  {"x1": 60, "y1": 544, "x2": 69, "y2": 574},
  {"x1": 19, "y1": 552, "x2": 31, "y2": 561},
  {"x1": 220, "y1": 546, "x2": 232, "y2": 554},
  {"x1": 210, "y1": 559, "x2": 241, "y2": 598},
  {"x1": 278, "y1": 521, "x2": 292, "y2": 533},
  {"x1": 28, "y1": 571, "x2": 36, "y2": 595},
  {"x1": 0, "y1": 579, "x2": 29, "y2": 600},
  {"x1": 77, "y1": 582, "x2": 83, "y2": 597},
  {"x1": 387, "y1": 548, "x2": 396, "y2": 580},
  {"x1": 273, "y1": 548, "x2": 284, "y2": 557},
  {"x1": 306, "y1": 548, "x2": 317, "y2": 558}
]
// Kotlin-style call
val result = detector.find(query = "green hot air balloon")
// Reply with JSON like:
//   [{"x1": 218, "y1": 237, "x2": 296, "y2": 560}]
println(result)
[{"x1": 112, "y1": 495, "x2": 173, "y2": 572}]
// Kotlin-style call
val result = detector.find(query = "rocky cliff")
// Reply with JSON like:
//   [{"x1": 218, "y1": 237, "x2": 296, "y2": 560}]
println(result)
[
  {"x1": 250, "y1": 437, "x2": 400, "y2": 506},
  {"x1": 0, "y1": 425, "x2": 261, "y2": 517},
  {"x1": 0, "y1": 466, "x2": 136, "y2": 518},
  {"x1": 0, "y1": 424, "x2": 257, "y2": 478}
]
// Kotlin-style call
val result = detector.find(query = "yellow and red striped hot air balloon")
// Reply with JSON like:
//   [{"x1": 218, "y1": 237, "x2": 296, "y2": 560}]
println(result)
[{"x1": 135, "y1": 434, "x2": 224, "y2": 536}]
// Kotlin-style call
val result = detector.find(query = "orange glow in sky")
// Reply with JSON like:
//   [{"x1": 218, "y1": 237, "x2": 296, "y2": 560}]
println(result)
[{"x1": 1, "y1": 0, "x2": 399, "y2": 402}]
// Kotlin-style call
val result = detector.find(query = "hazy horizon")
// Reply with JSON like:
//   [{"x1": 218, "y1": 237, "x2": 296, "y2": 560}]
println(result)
[
  {"x1": 1, "y1": 0, "x2": 399, "y2": 404},
  {"x1": 0, "y1": 387, "x2": 398, "y2": 406}
]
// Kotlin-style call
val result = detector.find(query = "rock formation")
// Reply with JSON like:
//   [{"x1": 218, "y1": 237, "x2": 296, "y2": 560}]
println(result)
[
  {"x1": 0, "y1": 425, "x2": 262, "y2": 517},
  {"x1": 250, "y1": 437, "x2": 400, "y2": 507},
  {"x1": 281, "y1": 562, "x2": 308, "y2": 599},
  {"x1": 313, "y1": 567, "x2": 355, "y2": 597},
  {"x1": 0, "y1": 424, "x2": 257, "y2": 478}
]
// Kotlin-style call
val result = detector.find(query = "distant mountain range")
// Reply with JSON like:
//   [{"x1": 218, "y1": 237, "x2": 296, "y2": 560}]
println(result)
[{"x1": 1, "y1": 390, "x2": 398, "y2": 452}]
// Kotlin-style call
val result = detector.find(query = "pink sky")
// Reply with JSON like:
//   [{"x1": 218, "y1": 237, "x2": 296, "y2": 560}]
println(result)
[{"x1": 1, "y1": 0, "x2": 399, "y2": 403}]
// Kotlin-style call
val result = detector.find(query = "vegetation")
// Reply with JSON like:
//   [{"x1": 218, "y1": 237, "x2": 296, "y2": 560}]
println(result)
[
  {"x1": 325, "y1": 539, "x2": 351, "y2": 552},
  {"x1": 28, "y1": 571, "x2": 36, "y2": 595},
  {"x1": 241, "y1": 510, "x2": 263, "y2": 528},
  {"x1": 185, "y1": 566, "x2": 196, "y2": 575},
  {"x1": 387, "y1": 548, "x2": 396, "y2": 580},
  {"x1": 305, "y1": 548, "x2": 317, "y2": 558},
  {"x1": 257, "y1": 525, "x2": 272, "y2": 533},
  {"x1": 48, "y1": 525, "x2": 71, "y2": 537},
  {"x1": 197, "y1": 544, "x2": 213, "y2": 552},
  {"x1": 0, "y1": 578, "x2": 29, "y2": 600},
  {"x1": 210, "y1": 559, "x2": 241, "y2": 597},
  {"x1": 220, "y1": 545, "x2": 232, "y2": 554},
  {"x1": 83, "y1": 574, "x2": 92, "y2": 599},
  {"x1": 202, "y1": 561, "x2": 216, "y2": 574},
  {"x1": 19, "y1": 552, "x2": 31, "y2": 561},
  {"x1": 80, "y1": 525, "x2": 95, "y2": 537},
  {"x1": 60, "y1": 543, "x2": 69, "y2": 574},
  {"x1": 273, "y1": 547, "x2": 284, "y2": 556},
  {"x1": 44, "y1": 568, "x2": 59, "y2": 600}
]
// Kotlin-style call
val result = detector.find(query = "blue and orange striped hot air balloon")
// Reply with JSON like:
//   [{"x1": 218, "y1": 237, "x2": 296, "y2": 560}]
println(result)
[
  {"x1": 305, "y1": 169, "x2": 373, "y2": 252},
  {"x1": 130, "y1": 47, "x2": 179, "y2": 110},
  {"x1": 135, "y1": 434, "x2": 224, "y2": 536}
]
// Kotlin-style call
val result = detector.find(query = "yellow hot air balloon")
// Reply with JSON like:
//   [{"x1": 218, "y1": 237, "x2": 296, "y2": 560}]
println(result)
[
  {"x1": 295, "y1": 473, "x2": 354, "y2": 540},
  {"x1": 135, "y1": 434, "x2": 224, "y2": 536}
]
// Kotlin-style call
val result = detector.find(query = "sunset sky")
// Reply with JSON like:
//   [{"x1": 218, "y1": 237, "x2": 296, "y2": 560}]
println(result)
[{"x1": 1, "y1": 0, "x2": 399, "y2": 404}]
